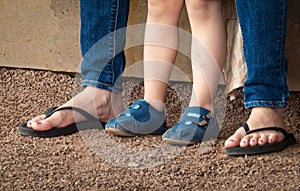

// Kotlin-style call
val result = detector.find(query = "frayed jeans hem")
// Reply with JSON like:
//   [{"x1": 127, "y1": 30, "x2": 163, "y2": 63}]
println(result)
[
  {"x1": 82, "y1": 80, "x2": 122, "y2": 93},
  {"x1": 244, "y1": 101, "x2": 288, "y2": 109}
]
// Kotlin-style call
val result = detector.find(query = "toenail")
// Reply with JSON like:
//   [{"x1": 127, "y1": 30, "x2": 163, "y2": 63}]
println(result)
[
  {"x1": 36, "y1": 121, "x2": 42, "y2": 125},
  {"x1": 251, "y1": 139, "x2": 255, "y2": 143},
  {"x1": 28, "y1": 121, "x2": 32, "y2": 125},
  {"x1": 259, "y1": 139, "x2": 264, "y2": 143},
  {"x1": 242, "y1": 140, "x2": 246, "y2": 144}
]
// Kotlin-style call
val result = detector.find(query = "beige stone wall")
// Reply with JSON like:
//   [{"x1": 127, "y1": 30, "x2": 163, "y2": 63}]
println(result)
[
  {"x1": 285, "y1": 0, "x2": 300, "y2": 91},
  {"x1": 1, "y1": 0, "x2": 299, "y2": 90},
  {"x1": 0, "y1": 0, "x2": 191, "y2": 77},
  {"x1": 0, "y1": 0, "x2": 81, "y2": 72}
]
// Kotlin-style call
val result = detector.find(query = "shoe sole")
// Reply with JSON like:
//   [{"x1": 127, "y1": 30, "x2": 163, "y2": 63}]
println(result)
[
  {"x1": 105, "y1": 128, "x2": 135, "y2": 137},
  {"x1": 162, "y1": 138, "x2": 197, "y2": 146}
]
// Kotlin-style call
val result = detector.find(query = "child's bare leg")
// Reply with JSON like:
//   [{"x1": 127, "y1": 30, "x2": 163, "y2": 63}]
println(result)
[
  {"x1": 161, "y1": 0, "x2": 226, "y2": 145},
  {"x1": 144, "y1": 0, "x2": 184, "y2": 111},
  {"x1": 185, "y1": 0, "x2": 226, "y2": 111},
  {"x1": 104, "y1": 1, "x2": 184, "y2": 136}
]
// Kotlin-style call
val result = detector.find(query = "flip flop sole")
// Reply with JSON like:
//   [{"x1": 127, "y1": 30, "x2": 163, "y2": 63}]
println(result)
[{"x1": 18, "y1": 121, "x2": 105, "y2": 138}]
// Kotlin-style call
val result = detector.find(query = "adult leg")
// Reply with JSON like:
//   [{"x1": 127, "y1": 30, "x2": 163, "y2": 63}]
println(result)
[
  {"x1": 225, "y1": 0, "x2": 290, "y2": 149},
  {"x1": 27, "y1": 0, "x2": 129, "y2": 131}
]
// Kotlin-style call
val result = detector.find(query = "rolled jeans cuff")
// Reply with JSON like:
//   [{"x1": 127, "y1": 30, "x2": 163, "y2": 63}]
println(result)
[
  {"x1": 244, "y1": 100, "x2": 288, "y2": 109},
  {"x1": 82, "y1": 79, "x2": 123, "y2": 93}
]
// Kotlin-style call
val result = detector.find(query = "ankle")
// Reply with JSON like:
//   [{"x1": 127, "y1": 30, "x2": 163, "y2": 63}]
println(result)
[
  {"x1": 144, "y1": 99, "x2": 165, "y2": 112},
  {"x1": 247, "y1": 107, "x2": 285, "y2": 129},
  {"x1": 189, "y1": 103, "x2": 213, "y2": 112}
]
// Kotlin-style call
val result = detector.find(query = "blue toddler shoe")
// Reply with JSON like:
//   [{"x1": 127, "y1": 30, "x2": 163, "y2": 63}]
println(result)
[
  {"x1": 105, "y1": 100, "x2": 168, "y2": 136},
  {"x1": 162, "y1": 106, "x2": 216, "y2": 145}
]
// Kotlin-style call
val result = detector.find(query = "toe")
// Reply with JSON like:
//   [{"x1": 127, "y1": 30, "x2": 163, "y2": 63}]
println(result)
[
  {"x1": 30, "y1": 119, "x2": 54, "y2": 131},
  {"x1": 224, "y1": 135, "x2": 239, "y2": 148},
  {"x1": 30, "y1": 115, "x2": 46, "y2": 122},
  {"x1": 268, "y1": 135, "x2": 275, "y2": 144},
  {"x1": 249, "y1": 134, "x2": 259, "y2": 147},
  {"x1": 240, "y1": 136, "x2": 251, "y2": 148},
  {"x1": 30, "y1": 114, "x2": 61, "y2": 131},
  {"x1": 224, "y1": 127, "x2": 245, "y2": 148},
  {"x1": 258, "y1": 134, "x2": 268, "y2": 145},
  {"x1": 27, "y1": 115, "x2": 46, "y2": 127},
  {"x1": 269, "y1": 131, "x2": 285, "y2": 144}
]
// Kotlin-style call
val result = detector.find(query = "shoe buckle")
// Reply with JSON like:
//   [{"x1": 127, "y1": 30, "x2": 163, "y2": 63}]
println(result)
[
  {"x1": 131, "y1": 104, "x2": 140, "y2": 109},
  {"x1": 198, "y1": 120, "x2": 208, "y2": 126},
  {"x1": 184, "y1": 121, "x2": 193, "y2": 125}
]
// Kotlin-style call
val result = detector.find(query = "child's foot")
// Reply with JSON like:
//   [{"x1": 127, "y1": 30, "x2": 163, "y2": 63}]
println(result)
[
  {"x1": 162, "y1": 106, "x2": 213, "y2": 145},
  {"x1": 26, "y1": 86, "x2": 123, "y2": 131},
  {"x1": 105, "y1": 99, "x2": 168, "y2": 136},
  {"x1": 224, "y1": 107, "x2": 286, "y2": 149}
]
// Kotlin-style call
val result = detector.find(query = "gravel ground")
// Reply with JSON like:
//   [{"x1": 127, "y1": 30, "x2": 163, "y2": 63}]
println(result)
[{"x1": 1, "y1": 67, "x2": 299, "y2": 191}]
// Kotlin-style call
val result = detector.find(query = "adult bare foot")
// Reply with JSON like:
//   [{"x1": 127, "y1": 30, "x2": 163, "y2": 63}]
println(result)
[
  {"x1": 225, "y1": 107, "x2": 286, "y2": 149},
  {"x1": 26, "y1": 86, "x2": 123, "y2": 131}
]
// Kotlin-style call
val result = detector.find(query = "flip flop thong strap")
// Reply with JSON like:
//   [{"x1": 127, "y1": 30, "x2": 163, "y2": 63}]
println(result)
[
  {"x1": 45, "y1": 106, "x2": 99, "y2": 122},
  {"x1": 45, "y1": 107, "x2": 58, "y2": 116},
  {"x1": 242, "y1": 122, "x2": 250, "y2": 132},
  {"x1": 242, "y1": 122, "x2": 288, "y2": 138}
]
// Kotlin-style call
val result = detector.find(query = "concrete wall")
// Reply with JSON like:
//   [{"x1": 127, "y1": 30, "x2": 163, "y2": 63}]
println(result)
[
  {"x1": 0, "y1": 0, "x2": 81, "y2": 72},
  {"x1": 285, "y1": 0, "x2": 300, "y2": 91},
  {"x1": 1, "y1": 0, "x2": 299, "y2": 89},
  {"x1": 0, "y1": 0, "x2": 192, "y2": 81}
]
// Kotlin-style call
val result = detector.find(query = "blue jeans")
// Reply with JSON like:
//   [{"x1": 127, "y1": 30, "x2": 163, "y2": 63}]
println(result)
[
  {"x1": 235, "y1": 0, "x2": 289, "y2": 109},
  {"x1": 80, "y1": 0, "x2": 130, "y2": 92}
]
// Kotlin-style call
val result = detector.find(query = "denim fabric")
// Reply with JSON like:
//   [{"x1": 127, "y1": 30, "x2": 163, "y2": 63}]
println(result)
[
  {"x1": 80, "y1": 0, "x2": 130, "y2": 92},
  {"x1": 235, "y1": 0, "x2": 289, "y2": 108}
]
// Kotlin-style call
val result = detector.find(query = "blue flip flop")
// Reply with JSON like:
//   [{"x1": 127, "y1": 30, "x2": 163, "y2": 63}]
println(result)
[
  {"x1": 162, "y1": 106, "x2": 216, "y2": 145},
  {"x1": 18, "y1": 106, "x2": 105, "y2": 138},
  {"x1": 105, "y1": 100, "x2": 168, "y2": 136}
]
